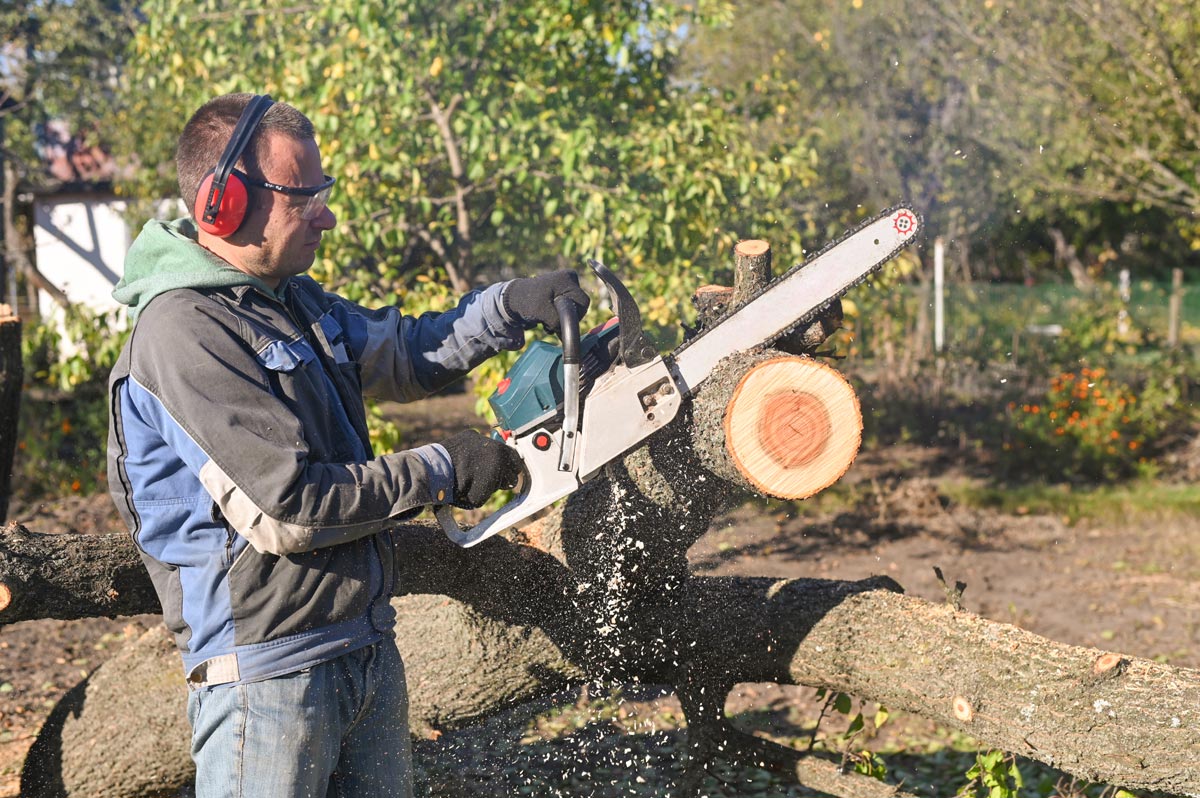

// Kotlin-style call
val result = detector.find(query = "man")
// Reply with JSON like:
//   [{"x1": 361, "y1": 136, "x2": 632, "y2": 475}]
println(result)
[{"x1": 106, "y1": 93, "x2": 588, "y2": 797}]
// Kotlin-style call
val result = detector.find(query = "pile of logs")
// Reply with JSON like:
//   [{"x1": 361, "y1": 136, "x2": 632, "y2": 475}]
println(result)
[{"x1": 2, "y1": 243, "x2": 1197, "y2": 797}]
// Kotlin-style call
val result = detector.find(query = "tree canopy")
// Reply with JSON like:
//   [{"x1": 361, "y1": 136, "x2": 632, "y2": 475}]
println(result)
[
  {"x1": 0, "y1": 0, "x2": 133, "y2": 182},
  {"x1": 111, "y1": 0, "x2": 817, "y2": 332},
  {"x1": 681, "y1": 0, "x2": 1200, "y2": 281}
]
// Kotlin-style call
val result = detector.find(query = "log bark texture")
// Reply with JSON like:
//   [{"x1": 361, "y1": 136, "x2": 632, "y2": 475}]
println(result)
[
  {"x1": 0, "y1": 522, "x2": 159, "y2": 622},
  {"x1": 9, "y1": 525, "x2": 1200, "y2": 796}
]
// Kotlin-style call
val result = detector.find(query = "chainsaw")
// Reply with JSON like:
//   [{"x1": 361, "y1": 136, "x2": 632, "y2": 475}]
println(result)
[{"x1": 435, "y1": 205, "x2": 921, "y2": 547}]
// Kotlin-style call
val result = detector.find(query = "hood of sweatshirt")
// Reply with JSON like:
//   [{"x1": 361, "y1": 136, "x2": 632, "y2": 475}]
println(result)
[{"x1": 113, "y1": 217, "x2": 275, "y2": 319}]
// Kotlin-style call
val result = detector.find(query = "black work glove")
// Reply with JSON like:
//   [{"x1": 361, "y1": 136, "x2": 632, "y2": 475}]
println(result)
[
  {"x1": 503, "y1": 270, "x2": 591, "y2": 335},
  {"x1": 440, "y1": 430, "x2": 523, "y2": 509}
]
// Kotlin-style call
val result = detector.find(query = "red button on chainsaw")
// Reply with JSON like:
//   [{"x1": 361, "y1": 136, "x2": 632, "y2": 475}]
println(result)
[
  {"x1": 496, "y1": 378, "x2": 512, "y2": 395},
  {"x1": 533, "y1": 432, "x2": 552, "y2": 451}
]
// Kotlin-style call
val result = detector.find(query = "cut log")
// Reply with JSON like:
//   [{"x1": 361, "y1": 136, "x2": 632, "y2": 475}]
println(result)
[
  {"x1": 21, "y1": 625, "x2": 191, "y2": 798},
  {"x1": 720, "y1": 355, "x2": 861, "y2": 499},
  {"x1": 0, "y1": 523, "x2": 159, "y2": 624},
  {"x1": 732, "y1": 238, "x2": 772, "y2": 308},
  {"x1": 14, "y1": 523, "x2": 1200, "y2": 797}
]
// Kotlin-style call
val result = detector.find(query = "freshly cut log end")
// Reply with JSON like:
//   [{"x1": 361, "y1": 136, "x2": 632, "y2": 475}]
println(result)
[
  {"x1": 722, "y1": 356, "x2": 861, "y2": 500},
  {"x1": 734, "y1": 239, "x2": 771, "y2": 258}
]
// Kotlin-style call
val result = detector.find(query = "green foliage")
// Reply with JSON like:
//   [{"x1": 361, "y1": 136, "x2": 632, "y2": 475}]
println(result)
[
  {"x1": 16, "y1": 392, "x2": 109, "y2": 499},
  {"x1": 23, "y1": 307, "x2": 127, "y2": 392},
  {"x1": 940, "y1": 479, "x2": 1200, "y2": 527},
  {"x1": 959, "y1": 750, "x2": 1024, "y2": 798},
  {"x1": 681, "y1": 0, "x2": 1200, "y2": 284},
  {"x1": 112, "y1": 0, "x2": 815, "y2": 337},
  {"x1": 17, "y1": 307, "x2": 128, "y2": 498},
  {"x1": 0, "y1": 1, "x2": 135, "y2": 182},
  {"x1": 813, "y1": 689, "x2": 890, "y2": 783}
]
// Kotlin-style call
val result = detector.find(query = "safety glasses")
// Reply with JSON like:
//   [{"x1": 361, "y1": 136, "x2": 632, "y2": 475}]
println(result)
[{"x1": 234, "y1": 170, "x2": 336, "y2": 220}]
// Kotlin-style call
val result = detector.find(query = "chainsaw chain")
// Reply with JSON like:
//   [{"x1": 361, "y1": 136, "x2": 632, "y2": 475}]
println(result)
[{"x1": 668, "y1": 204, "x2": 923, "y2": 362}]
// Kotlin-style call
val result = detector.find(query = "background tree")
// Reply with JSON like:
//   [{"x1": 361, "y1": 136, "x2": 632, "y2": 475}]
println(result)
[
  {"x1": 111, "y1": 0, "x2": 818, "y2": 340},
  {"x1": 1, "y1": 0, "x2": 134, "y2": 299},
  {"x1": 680, "y1": 0, "x2": 1200, "y2": 284}
]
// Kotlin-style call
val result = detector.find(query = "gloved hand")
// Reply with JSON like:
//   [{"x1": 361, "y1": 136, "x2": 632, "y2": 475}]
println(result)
[
  {"x1": 440, "y1": 430, "x2": 523, "y2": 509},
  {"x1": 503, "y1": 270, "x2": 591, "y2": 335}
]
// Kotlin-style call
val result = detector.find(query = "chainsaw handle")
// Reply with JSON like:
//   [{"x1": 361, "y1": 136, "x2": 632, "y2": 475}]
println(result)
[
  {"x1": 433, "y1": 470, "x2": 531, "y2": 543},
  {"x1": 554, "y1": 295, "x2": 581, "y2": 365},
  {"x1": 554, "y1": 296, "x2": 582, "y2": 471}
]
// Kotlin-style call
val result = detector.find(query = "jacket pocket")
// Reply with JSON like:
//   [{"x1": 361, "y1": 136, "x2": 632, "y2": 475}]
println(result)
[{"x1": 256, "y1": 338, "x2": 317, "y2": 372}]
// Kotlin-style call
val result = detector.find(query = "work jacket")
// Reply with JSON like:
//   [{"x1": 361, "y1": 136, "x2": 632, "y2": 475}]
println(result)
[{"x1": 107, "y1": 218, "x2": 525, "y2": 687}]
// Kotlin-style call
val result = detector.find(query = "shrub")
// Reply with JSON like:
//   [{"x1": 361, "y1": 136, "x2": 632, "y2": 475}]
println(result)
[
  {"x1": 1001, "y1": 367, "x2": 1155, "y2": 482},
  {"x1": 14, "y1": 306, "x2": 128, "y2": 500}
]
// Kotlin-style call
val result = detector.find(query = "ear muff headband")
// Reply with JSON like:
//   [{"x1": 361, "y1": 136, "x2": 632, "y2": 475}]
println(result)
[{"x1": 196, "y1": 94, "x2": 275, "y2": 237}]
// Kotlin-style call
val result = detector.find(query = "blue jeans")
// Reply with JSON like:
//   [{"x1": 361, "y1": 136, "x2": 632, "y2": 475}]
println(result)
[{"x1": 186, "y1": 639, "x2": 413, "y2": 798}]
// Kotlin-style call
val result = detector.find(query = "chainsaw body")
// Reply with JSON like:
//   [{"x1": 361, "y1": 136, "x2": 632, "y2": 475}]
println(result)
[
  {"x1": 437, "y1": 262, "x2": 681, "y2": 547},
  {"x1": 436, "y1": 205, "x2": 922, "y2": 547}
]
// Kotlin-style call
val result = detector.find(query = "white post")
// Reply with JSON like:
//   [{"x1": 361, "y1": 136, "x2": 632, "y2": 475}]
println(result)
[
  {"x1": 1168, "y1": 268, "x2": 1183, "y2": 348},
  {"x1": 934, "y1": 236, "x2": 945, "y2": 353},
  {"x1": 1118, "y1": 268, "x2": 1130, "y2": 337}
]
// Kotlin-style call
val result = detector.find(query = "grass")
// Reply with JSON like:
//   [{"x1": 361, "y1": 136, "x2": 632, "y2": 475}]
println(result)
[{"x1": 939, "y1": 478, "x2": 1200, "y2": 525}]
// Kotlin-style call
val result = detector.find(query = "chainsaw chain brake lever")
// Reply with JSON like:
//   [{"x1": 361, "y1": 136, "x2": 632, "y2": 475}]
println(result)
[{"x1": 587, "y1": 260, "x2": 657, "y2": 367}]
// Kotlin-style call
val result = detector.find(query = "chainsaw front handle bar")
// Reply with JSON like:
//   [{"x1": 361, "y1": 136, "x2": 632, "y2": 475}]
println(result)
[{"x1": 553, "y1": 295, "x2": 582, "y2": 472}]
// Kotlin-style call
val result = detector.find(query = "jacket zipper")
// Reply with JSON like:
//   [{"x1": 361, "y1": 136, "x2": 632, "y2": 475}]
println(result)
[{"x1": 212, "y1": 502, "x2": 237, "y2": 567}]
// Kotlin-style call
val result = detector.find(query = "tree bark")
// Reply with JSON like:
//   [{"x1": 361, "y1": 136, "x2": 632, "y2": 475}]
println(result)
[
  {"x1": 11, "y1": 520, "x2": 1200, "y2": 797},
  {"x1": 0, "y1": 522, "x2": 159, "y2": 623},
  {"x1": 0, "y1": 308, "x2": 21, "y2": 520}
]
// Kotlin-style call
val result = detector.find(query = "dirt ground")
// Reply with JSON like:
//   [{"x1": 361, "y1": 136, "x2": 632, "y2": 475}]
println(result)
[{"x1": 1, "y1": 391, "x2": 1197, "y2": 796}]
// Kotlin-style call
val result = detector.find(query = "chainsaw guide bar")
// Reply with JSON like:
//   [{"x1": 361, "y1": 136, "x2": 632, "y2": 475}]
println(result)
[{"x1": 668, "y1": 205, "x2": 922, "y2": 396}]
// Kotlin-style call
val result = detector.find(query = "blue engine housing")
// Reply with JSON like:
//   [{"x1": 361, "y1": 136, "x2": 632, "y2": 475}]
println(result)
[{"x1": 489, "y1": 321, "x2": 620, "y2": 435}]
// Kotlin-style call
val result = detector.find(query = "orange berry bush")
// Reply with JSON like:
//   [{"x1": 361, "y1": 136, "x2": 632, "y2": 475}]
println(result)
[{"x1": 1002, "y1": 367, "x2": 1154, "y2": 482}]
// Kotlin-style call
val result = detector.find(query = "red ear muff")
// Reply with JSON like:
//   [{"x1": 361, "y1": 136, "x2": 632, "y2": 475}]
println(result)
[{"x1": 195, "y1": 171, "x2": 250, "y2": 237}]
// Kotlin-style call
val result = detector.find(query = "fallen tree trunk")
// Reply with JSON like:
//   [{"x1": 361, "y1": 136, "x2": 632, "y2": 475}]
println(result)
[
  {"x1": 11, "y1": 522, "x2": 1200, "y2": 797},
  {"x1": 11, "y1": 240, "x2": 1200, "y2": 797}
]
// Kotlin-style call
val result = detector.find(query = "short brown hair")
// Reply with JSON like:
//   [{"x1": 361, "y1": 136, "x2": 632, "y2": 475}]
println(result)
[{"x1": 175, "y1": 93, "x2": 315, "y2": 217}]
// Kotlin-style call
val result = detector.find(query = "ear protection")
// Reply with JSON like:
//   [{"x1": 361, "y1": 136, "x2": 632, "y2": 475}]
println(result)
[{"x1": 195, "y1": 94, "x2": 274, "y2": 237}]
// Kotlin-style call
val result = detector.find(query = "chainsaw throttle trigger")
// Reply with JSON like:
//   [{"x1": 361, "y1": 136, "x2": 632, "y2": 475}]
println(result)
[
  {"x1": 587, "y1": 260, "x2": 657, "y2": 367},
  {"x1": 554, "y1": 295, "x2": 582, "y2": 472}
]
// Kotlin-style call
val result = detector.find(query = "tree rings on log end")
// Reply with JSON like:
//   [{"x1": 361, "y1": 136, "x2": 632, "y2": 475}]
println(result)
[
  {"x1": 723, "y1": 357, "x2": 862, "y2": 500},
  {"x1": 734, "y1": 239, "x2": 770, "y2": 257},
  {"x1": 0, "y1": 582, "x2": 10, "y2": 612}
]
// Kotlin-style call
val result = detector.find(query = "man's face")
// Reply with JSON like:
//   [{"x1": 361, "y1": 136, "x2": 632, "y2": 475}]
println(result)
[{"x1": 229, "y1": 131, "x2": 337, "y2": 287}]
